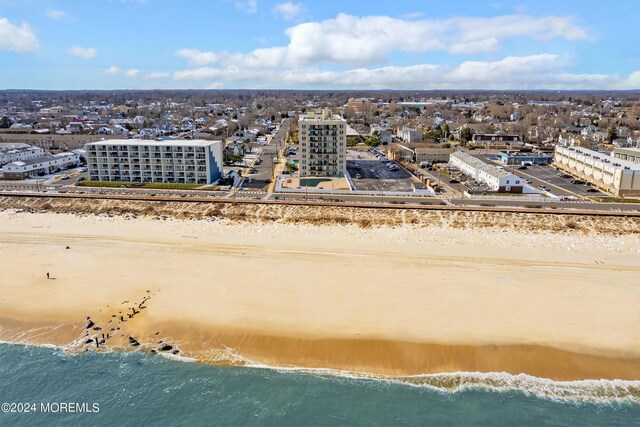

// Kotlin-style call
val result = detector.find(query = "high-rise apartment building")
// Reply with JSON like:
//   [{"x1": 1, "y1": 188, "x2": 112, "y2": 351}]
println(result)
[{"x1": 299, "y1": 109, "x2": 346, "y2": 177}]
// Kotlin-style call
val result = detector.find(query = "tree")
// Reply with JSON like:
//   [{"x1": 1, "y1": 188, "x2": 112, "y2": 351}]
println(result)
[
  {"x1": 459, "y1": 127, "x2": 473, "y2": 144},
  {"x1": 442, "y1": 123, "x2": 450, "y2": 139},
  {"x1": 365, "y1": 136, "x2": 380, "y2": 147},
  {"x1": 429, "y1": 125, "x2": 443, "y2": 140},
  {"x1": 606, "y1": 126, "x2": 618, "y2": 144},
  {"x1": 223, "y1": 150, "x2": 243, "y2": 165},
  {"x1": 0, "y1": 116, "x2": 11, "y2": 128}
]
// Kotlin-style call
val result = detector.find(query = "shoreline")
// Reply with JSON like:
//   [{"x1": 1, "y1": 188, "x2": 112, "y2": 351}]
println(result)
[
  {"x1": 1, "y1": 339, "x2": 639, "y2": 406},
  {"x1": 2, "y1": 314, "x2": 640, "y2": 381},
  {"x1": 1, "y1": 207, "x2": 639, "y2": 385}
]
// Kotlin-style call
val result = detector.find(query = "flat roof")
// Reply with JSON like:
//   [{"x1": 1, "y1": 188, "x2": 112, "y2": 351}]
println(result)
[
  {"x1": 0, "y1": 142, "x2": 31, "y2": 151},
  {"x1": 451, "y1": 151, "x2": 518, "y2": 179},
  {"x1": 414, "y1": 147, "x2": 454, "y2": 153},
  {"x1": 557, "y1": 146, "x2": 640, "y2": 171},
  {"x1": 499, "y1": 151, "x2": 553, "y2": 157},
  {"x1": 10, "y1": 152, "x2": 77, "y2": 166},
  {"x1": 299, "y1": 109, "x2": 345, "y2": 122},
  {"x1": 85, "y1": 139, "x2": 220, "y2": 147},
  {"x1": 612, "y1": 147, "x2": 640, "y2": 156}
]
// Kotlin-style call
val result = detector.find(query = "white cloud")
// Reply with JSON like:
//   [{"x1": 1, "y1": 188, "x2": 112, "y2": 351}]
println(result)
[
  {"x1": 273, "y1": 1, "x2": 302, "y2": 21},
  {"x1": 612, "y1": 71, "x2": 640, "y2": 90},
  {"x1": 144, "y1": 72, "x2": 169, "y2": 79},
  {"x1": 69, "y1": 46, "x2": 96, "y2": 59},
  {"x1": 174, "y1": 13, "x2": 590, "y2": 71},
  {"x1": 0, "y1": 17, "x2": 39, "y2": 53},
  {"x1": 106, "y1": 66, "x2": 121, "y2": 75},
  {"x1": 449, "y1": 38, "x2": 499, "y2": 55},
  {"x1": 45, "y1": 10, "x2": 68, "y2": 20},
  {"x1": 280, "y1": 13, "x2": 590, "y2": 66},
  {"x1": 235, "y1": 0, "x2": 257, "y2": 14},
  {"x1": 105, "y1": 66, "x2": 141, "y2": 78},
  {"x1": 175, "y1": 48, "x2": 219, "y2": 66},
  {"x1": 173, "y1": 54, "x2": 618, "y2": 90}
]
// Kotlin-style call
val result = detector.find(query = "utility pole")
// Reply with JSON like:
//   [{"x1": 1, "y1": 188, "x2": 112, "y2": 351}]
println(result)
[{"x1": 271, "y1": 156, "x2": 275, "y2": 179}]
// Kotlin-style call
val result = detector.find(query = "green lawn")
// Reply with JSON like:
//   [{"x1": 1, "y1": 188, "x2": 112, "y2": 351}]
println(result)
[{"x1": 77, "y1": 181, "x2": 205, "y2": 190}]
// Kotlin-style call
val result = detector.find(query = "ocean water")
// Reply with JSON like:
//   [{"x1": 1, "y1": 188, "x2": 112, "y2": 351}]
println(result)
[{"x1": 0, "y1": 343, "x2": 638, "y2": 426}]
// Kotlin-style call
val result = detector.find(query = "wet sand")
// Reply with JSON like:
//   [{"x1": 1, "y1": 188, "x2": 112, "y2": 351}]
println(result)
[{"x1": 1, "y1": 209, "x2": 639, "y2": 380}]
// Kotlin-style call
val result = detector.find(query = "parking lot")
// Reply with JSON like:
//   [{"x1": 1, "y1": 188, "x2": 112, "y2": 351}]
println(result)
[
  {"x1": 472, "y1": 155, "x2": 606, "y2": 198},
  {"x1": 346, "y1": 149, "x2": 416, "y2": 192},
  {"x1": 517, "y1": 164, "x2": 604, "y2": 197}
]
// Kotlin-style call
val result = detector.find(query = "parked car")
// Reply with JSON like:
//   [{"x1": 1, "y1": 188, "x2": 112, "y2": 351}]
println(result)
[
  {"x1": 517, "y1": 166, "x2": 528, "y2": 170},
  {"x1": 449, "y1": 179, "x2": 460, "y2": 184},
  {"x1": 586, "y1": 188, "x2": 599, "y2": 193},
  {"x1": 571, "y1": 179, "x2": 585, "y2": 185}
]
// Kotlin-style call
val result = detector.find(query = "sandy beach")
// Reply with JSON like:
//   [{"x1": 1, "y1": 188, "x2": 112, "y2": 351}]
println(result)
[{"x1": 1, "y1": 205, "x2": 639, "y2": 381}]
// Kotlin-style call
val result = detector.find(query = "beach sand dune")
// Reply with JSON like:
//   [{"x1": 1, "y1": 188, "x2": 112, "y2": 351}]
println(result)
[{"x1": 0, "y1": 206, "x2": 639, "y2": 381}]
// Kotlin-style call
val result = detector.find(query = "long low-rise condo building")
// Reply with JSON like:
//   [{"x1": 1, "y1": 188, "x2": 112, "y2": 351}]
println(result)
[
  {"x1": 554, "y1": 146, "x2": 640, "y2": 196},
  {"x1": 85, "y1": 139, "x2": 223, "y2": 184},
  {"x1": 2, "y1": 152, "x2": 80, "y2": 180},
  {"x1": 612, "y1": 147, "x2": 640, "y2": 165},
  {"x1": 0, "y1": 143, "x2": 45, "y2": 166},
  {"x1": 450, "y1": 151, "x2": 526, "y2": 193}
]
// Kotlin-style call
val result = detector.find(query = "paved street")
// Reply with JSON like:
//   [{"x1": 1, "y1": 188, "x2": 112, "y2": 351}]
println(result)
[{"x1": 242, "y1": 118, "x2": 290, "y2": 191}]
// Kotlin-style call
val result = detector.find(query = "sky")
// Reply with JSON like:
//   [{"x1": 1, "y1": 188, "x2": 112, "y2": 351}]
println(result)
[{"x1": 1, "y1": 0, "x2": 640, "y2": 90}]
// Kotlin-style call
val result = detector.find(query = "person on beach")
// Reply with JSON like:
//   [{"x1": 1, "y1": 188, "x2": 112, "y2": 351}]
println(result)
[{"x1": 46, "y1": 272, "x2": 50, "y2": 279}]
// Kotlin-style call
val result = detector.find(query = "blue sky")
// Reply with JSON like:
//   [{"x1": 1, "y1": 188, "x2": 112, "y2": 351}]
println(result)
[{"x1": 0, "y1": 0, "x2": 639, "y2": 89}]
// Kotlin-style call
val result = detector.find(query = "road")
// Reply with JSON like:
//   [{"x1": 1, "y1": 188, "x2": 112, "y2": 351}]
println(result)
[{"x1": 242, "y1": 118, "x2": 290, "y2": 191}]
